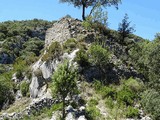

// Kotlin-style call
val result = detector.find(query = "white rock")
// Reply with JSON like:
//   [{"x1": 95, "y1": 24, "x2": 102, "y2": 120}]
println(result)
[
  {"x1": 65, "y1": 112, "x2": 75, "y2": 120},
  {"x1": 66, "y1": 105, "x2": 74, "y2": 112},
  {"x1": 77, "y1": 115, "x2": 87, "y2": 120},
  {"x1": 15, "y1": 90, "x2": 22, "y2": 100},
  {"x1": 30, "y1": 75, "x2": 39, "y2": 98},
  {"x1": 79, "y1": 106, "x2": 85, "y2": 112},
  {"x1": 141, "y1": 116, "x2": 151, "y2": 120},
  {"x1": 40, "y1": 61, "x2": 53, "y2": 79}
]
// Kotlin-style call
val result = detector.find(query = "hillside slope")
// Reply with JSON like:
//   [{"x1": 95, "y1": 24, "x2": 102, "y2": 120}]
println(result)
[{"x1": 0, "y1": 16, "x2": 159, "y2": 120}]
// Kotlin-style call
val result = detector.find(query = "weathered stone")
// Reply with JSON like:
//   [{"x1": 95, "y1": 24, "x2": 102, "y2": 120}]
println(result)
[
  {"x1": 65, "y1": 112, "x2": 75, "y2": 120},
  {"x1": 66, "y1": 105, "x2": 74, "y2": 113},
  {"x1": 77, "y1": 115, "x2": 87, "y2": 120},
  {"x1": 15, "y1": 90, "x2": 22, "y2": 100},
  {"x1": 30, "y1": 74, "x2": 40, "y2": 98}
]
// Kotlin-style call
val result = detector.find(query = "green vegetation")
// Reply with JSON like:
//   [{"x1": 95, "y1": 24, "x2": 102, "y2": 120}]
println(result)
[
  {"x1": 118, "y1": 14, "x2": 135, "y2": 44},
  {"x1": 141, "y1": 89, "x2": 160, "y2": 120},
  {"x1": 20, "y1": 81, "x2": 30, "y2": 97},
  {"x1": 51, "y1": 60, "x2": 78, "y2": 119},
  {"x1": 0, "y1": 19, "x2": 54, "y2": 64},
  {"x1": 125, "y1": 106, "x2": 139, "y2": 118},
  {"x1": 63, "y1": 38, "x2": 77, "y2": 53},
  {"x1": 75, "y1": 49, "x2": 89, "y2": 67},
  {"x1": 0, "y1": 19, "x2": 54, "y2": 110},
  {"x1": 86, "y1": 106, "x2": 101, "y2": 120},
  {"x1": 93, "y1": 78, "x2": 142, "y2": 119},
  {"x1": 0, "y1": 74, "x2": 14, "y2": 109},
  {"x1": 42, "y1": 41, "x2": 62, "y2": 61}
]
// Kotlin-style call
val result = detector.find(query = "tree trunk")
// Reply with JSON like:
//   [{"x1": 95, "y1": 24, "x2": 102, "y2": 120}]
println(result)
[
  {"x1": 62, "y1": 97, "x2": 65, "y2": 119},
  {"x1": 82, "y1": 3, "x2": 86, "y2": 20}
]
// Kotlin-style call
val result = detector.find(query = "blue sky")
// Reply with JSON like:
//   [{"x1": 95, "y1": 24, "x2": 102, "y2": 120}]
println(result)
[{"x1": 0, "y1": 0, "x2": 159, "y2": 40}]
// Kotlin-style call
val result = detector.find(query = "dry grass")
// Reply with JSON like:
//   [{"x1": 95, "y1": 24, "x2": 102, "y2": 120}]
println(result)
[{"x1": 0, "y1": 97, "x2": 31, "y2": 114}]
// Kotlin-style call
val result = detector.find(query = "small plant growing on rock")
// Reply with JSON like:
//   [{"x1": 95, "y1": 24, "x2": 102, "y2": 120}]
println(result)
[
  {"x1": 20, "y1": 81, "x2": 30, "y2": 97},
  {"x1": 63, "y1": 38, "x2": 77, "y2": 53},
  {"x1": 74, "y1": 49, "x2": 89, "y2": 68},
  {"x1": 42, "y1": 41, "x2": 62, "y2": 61}
]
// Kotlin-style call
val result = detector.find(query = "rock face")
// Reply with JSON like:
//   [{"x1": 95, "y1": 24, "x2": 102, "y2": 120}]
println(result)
[
  {"x1": 30, "y1": 59, "x2": 59, "y2": 98},
  {"x1": 45, "y1": 16, "x2": 97, "y2": 47},
  {"x1": 30, "y1": 17, "x2": 89, "y2": 98}
]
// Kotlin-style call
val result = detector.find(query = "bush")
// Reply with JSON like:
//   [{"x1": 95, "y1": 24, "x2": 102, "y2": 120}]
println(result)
[
  {"x1": 82, "y1": 16, "x2": 92, "y2": 30},
  {"x1": 125, "y1": 106, "x2": 139, "y2": 118},
  {"x1": 123, "y1": 78, "x2": 144, "y2": 93},
  {"x1": 88, "y1": 99, "x2": 98, "y2": 106},
  {"x1": 117, "y1": 87, "x2": 136, "y2": 106},
  {"x1": 105, "y1": 97, "x2": 114, "y2": 109},
  {"x1": 93, "y1": 80, "x2": 102, "y2": 91},
  {"x1": 42, "y1": 41, "x2": 62, "y2": 61},
  {"x1": 20, "y1": 81, "x2": 30, "y2": 97},
  {"x1": 88, "y1": 44, "x2": 110, "y2": 67},
  {"x1": 74, "y1": 49, "x2": 89, "y2": 67},
  {"x1": 100, "y1": 86, "x2": 116, "y2": 99},
  {"x1": 0, "y1": 74, "x2": 14, "y2": 109},
  {"x1": 25, "y1": 68, "x2": 32, "y2": 80},
  {"x1": 87, "y1": 44, "x2": 110, "y2": 84},
  {"x1": 16, "y1": 69, "x2": 23, "y2": 79},
  {"x1": 141, "y1": 89, "x2": 160, "y2": 120},
  {"x1": 86, "y1": 106, "x2": 101, "y2": 120},
  {"x1": 63, "y1": 38, "x2": 77, "y2": 53}
]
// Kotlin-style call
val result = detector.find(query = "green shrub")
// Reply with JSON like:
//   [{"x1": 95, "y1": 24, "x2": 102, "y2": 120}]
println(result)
[
  {"x1": 82, "y1": 16, "x2": 92, "y2": 30},
  {"x1": 88, "y1": 44, "x2": 110, "y2": 83},
  {"x1": 93, "y1": 80, "x2": 116, "y2": 99},
  {"x1": 93, "y1": 80, "x2": 102, "y2": 91},
  {"x1": 25, "y1": 68, "x2": 32, "y2": 80},
  {"x1": 101, "y1": 86, "x2": 116, "y2": 99},
  {"x1": 88, "y1": 44, "x2": 110, "y2": 67},
  {"x1": 123, "y1": 78, "x2": 144, "y2": 92},
  {"x1": 86, "y1": 106, "x2": 101, "y2": 120},
  {"x1": 42, "y1": 41, "x2": 62, "y2": 61},
  {"x1": 16, "y1": 69, "x2": 23, "y2": 79},
  {"x1": 13, "y1": 58, "x2": 28, "y2": 74},
  {"x1": 63, "y1": 38, "x2": 77, "y2": 53},
  {"x1": 20, "y1": 81, "x2": 30, "y2": 97},
  {"x1": 105, "y1": 97, "x2": 114, "y2": 109},
  {"x1": 0, "y1": 74, "x2": 14, "y2": 109},
  {"x1": 74, "y1": 49, "x2": 89, "y2": 67},
  {"x1": 50, "y1": 103, "x2": 63, "y2": 113},
  {"x1": 125, "y1": 106, "x2": 139, "y2": 118},
  {"x1": 117, "y1": 87, "x2": 136, "y2": 106},
  {"x1": 88, "y1": 99, "x2": 98, "y2": 106},
  {"x1": 141, "y1": 89, "x2": 160, "y2": 120}
]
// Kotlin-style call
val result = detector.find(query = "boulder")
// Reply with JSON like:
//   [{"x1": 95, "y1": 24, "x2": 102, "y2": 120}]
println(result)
[{"x1": 65, "y1": 112, "x2": 75, "y2": 120}]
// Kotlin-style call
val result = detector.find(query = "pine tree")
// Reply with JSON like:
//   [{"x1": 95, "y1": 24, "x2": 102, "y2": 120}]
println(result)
[
  {"x1": 51, "y1": 60, "x2": 78, "y2": 119},
  {"x1": 118, "y1": 14, "x2": 135, "y2": 44}
]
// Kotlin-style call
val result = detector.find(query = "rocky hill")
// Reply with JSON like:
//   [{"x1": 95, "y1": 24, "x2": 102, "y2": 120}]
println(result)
[{"x1": 0, "y1": 16, "x2": 157, "y2": 120}]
